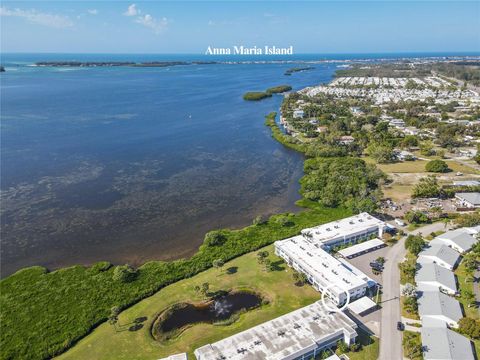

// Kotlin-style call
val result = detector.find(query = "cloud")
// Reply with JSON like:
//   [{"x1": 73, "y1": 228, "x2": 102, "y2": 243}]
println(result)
[
  {"x1": 0, "y1": 6, "x2": 73, "y2": 28},
  {"x1": 87, "y1": 9, "x2": 98, "y2": 15},
  {"x1": 135, "y1": 14, "x2": 169, "y2": 34},
  {"x1": 123, "y1": 4, "x2": 139, "y2": 17}
]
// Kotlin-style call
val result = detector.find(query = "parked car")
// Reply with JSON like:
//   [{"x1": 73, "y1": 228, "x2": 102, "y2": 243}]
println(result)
[
  {"x1": 397, "y1": 321, "x2": 404, "y2": 331},
  {"x1": 394, "y1": 219, "x2": 406, "y2": 227}
]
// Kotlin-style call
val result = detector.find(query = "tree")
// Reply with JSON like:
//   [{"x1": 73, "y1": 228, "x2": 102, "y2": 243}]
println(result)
[
  {"x1": 425, "y1": 160, "x2": 450, "y2": 173},
  {"x1": 376, "y1": 257, "x2": 385, "y2": 265},
  {"x1": 204, "y1": 231, "x2": 226, "y2": 247},
  {"x1": 402, "y1": 283, "x2": 417, "y2": 298},
  {"x1": 112, "y1": 264, "x2": 138, "y2": 283},
  {"x1": 253, "y1": 215, "x2": 265, "y2": 226},
  {"x1": 201, "y1": 282, "x2": 210, "y2": 298},
  {"x1": 367, "y1": 142, "x2": 396, "y2": 163},
  {"x1": 336, "y1": 340, "x2": 349, "y2": 353},
  {"x1": 462, "y1": 289, "x2": 476, "y2": 308},
  {"x1": 419, "y1": 140, "x2": 435, "y2": 156},
  {"x1": 257, "y1": 251, "x2": 269, "y2": 265},
  {"x1": 405, "y1": 235, "x2": 425, "y2": 256},
  {"x1": 404, "y1": 296, "x2": 418, "y2": 314},
  {"x1": 412, "y1": 176, "x2": 441, "y2": 198},
  {"x1": 212, "y1": 259, "x2": 225, "y2": 273},
  {"x1": 292, "y1": 270, "x2": 308, "y2": 286},
  {"x1": 263, "y1": 258, "x2": 272, "y2": 272},
  {"x1": 194, "y1": 285, "x2": 200, "y2": 295},
  {"x1": 108, "y1": 306, "x2": 120, "y2": 331},
  {"x1": 399, "y1": 261, "x2": 416, "y2": 283},
  {"x1": 455, "y1": 212, "x2": 480, "y2": 227},
  {"x1": 404, "y1": 211, "x2": 429, "y2": 225},
  {"x1": 459, "y1": 317, "x2": 480, "y2": 339},
  {"x1": 402, "y1": 135, "x2": 419, "y2": 149}
]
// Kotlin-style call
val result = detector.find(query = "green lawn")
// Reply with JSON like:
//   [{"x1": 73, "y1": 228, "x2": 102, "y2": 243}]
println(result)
[
  {"x1": 344, "y1": 330, "x2": 379, "y2": 360},
  {"x1": 57, "y1": 245, "x2": 319, "y2": 359},
  {"x1": 375, "y1": 159, "x2": 479, "y2": 175},
  {"x1": 57, "y1": 244, "x2": 379, "y2": 360}
]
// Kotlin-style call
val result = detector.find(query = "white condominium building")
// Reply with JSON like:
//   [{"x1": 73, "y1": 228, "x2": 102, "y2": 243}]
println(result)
[
  {"x1": 275, "y1": 235, "x2": 374, "y2": 305},
  {"x1": 301, "y1": 212, "x2": 388, "y2": 249},
  {"x1": 194, "y1": 301, "x2": 357, "y2": 360}
]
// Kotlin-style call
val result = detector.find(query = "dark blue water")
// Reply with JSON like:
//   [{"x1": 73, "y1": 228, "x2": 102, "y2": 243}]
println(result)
[
  {"x1": 0, "y1": 54, "x2": 343, "y2": 276},
  {"x1": 1, "y1": 52, "x2": 476, "y2": 276}
]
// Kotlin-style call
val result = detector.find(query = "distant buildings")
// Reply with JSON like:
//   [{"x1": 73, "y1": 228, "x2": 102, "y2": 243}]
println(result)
[
  {"x1": 194, "y1": 301, "x2": 358, "y2": 360},
  {"x1": 455, "y1": 192, "x2": 480, "y2": 209},
  {"x1": 293, "y1": 109, "x2": 305, "y2": 119}
]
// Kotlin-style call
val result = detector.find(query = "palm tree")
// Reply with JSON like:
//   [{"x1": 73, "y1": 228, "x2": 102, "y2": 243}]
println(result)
[{"x1": 108, "y1": 306, "x2": 121, "y2": 331}]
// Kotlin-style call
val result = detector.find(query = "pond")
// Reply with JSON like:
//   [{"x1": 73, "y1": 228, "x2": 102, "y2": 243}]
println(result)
[{"x1": 155, "y1": 291, "x2": 262, "y2": 334}]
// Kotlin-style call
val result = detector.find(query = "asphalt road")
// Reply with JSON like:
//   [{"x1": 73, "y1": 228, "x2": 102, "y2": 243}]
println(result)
[{"x1": 378, "y1": 221, "x2": 452, "y2": 360}]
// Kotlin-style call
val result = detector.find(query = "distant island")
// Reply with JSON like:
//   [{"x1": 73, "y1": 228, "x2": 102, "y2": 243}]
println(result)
[
  {"x1": 244, "y1": 84, "x2": 292, "y2": 101},
  {"x1": 284, "y1": 66, "x2": 315, "y2": 76},
  {"x1": 34, "y1": 61, "x2": 217, "y2": 68},
  {"x1": 266, "y1": 85, "x2": 292, "y2": 94},
  {"x1": 243, "y1": 91, "x2": 272, "y2": 101}
]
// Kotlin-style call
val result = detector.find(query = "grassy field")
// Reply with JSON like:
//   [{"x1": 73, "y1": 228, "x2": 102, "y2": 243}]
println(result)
[
  {"x1": 375, "y1": 159, "x2": 479, "y2": 175},
  {"x1": 57, "y1": 244, "x2": 378, "y2": 360},
  {"x1": 0, "y1": 204, "x2": 351, "y2": 360}
]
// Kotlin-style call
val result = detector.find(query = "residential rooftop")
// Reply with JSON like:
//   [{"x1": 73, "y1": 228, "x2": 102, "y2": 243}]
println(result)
[
  {"x1": 417, "y1": 243, "x2": 460, "y2": 269},
  {"x1": 194, "y1": 301, "x2": 357, "y2": 360},
  {"x1": 300, "y1": 212, "x2": 387, "y2": 246},
  {"x1": 415, "y1": 262, "x2": 457, "y2": 294},
  {"x1": 431, "y1": 229, "x2": 477, "y2": 253},
  {"x1": 417, "y1": 291, "x2": 463, "y2": 326},
  {"x1": 421, "y1": 326, "x2": 475, "y2": 360},
  {"x1": 275, "y1": 236, "x2": 369, "y2": 297}
]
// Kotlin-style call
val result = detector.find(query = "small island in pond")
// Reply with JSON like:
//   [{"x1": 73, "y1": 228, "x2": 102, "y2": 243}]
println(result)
[
  {"x1": 284, "y1": 66, "x2": 315, "y2": 75},
  {"x1": 266, "y1": 85, "x2": 292, "y2": 94},
  {"x1": 243, "y1": 91, "x2": 272, "y2": 101}
]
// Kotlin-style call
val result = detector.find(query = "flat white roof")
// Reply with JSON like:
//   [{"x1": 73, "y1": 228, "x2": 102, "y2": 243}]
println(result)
[
  {"x1": 194, "y1": 301, "x2": 357, "y2": 360},
  {"x1": 301, "y1": 213, "x2": 386, "y2": 246},
  {"x1": 338, "y1": 238, "x2": 385, "y2": 258},
  {"x1": 347, "y1": 296, "x2": 377, "y2": 315},
  {"x1": 158, "y1": 354, "x2": 187, "y2": 360},
  {"x1": 275, "y1": 236, "x2": 369, "y2": 294}
]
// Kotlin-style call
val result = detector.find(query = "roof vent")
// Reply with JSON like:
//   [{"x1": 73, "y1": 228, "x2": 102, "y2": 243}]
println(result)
[{"x1": 277, "y1": 330, "x2": 286, "y2": 337}]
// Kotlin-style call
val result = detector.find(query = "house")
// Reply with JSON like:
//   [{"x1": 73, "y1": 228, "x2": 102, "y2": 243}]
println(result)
[
  {"x1": 339, "y1": 135, "x2": 354, "y2": 145},
  {"x1": 293, "y1": 109, "x2": 305, "y2": 119},
  {"x1": 455, "y1": 192, "x2": 480, "y2": 209},
  {"x1": 453, "y1": 180, "x2": 480, "y2": 187},
  {"x1": 394, "y1": 150, "x2": 416, "y2": 161},
  {"x1": 431, "y1": 229, "x2": 477, "y2": 253},
  {"x1": 316, "y1": 126, "x2": 328, "y2": 133},
  {"x1": 417, "y1": 291, "x2": 463, "y2": 328},
  {"x1": 417, "y1": 243, "x2": 461, "y2": 271},
  {"x1": 421, "y1": 325, "x2": 475, "y2": 360},
  {"x1": 275, "y1": 235, "x2": 373, "y2": 305},
  {"x1": 194, "y1": 301, "x2": 358, "y2": 360},
  {"x1": 415, "y1": 263, "x2": 457, "y2": 295}
]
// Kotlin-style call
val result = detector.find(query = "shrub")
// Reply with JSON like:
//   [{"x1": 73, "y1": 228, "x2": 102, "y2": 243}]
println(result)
[
  {"x1": 425, "y1": 159, "x2": 450, "y2": 173},
  {"x1": 112, "y1": 265, "x2": 138, "y2": 283},
  {"x1": 204, "y1": 231, "x2": 226, "y2": 247},
  {"x1": 404, "y1": 210, "x2": 429, "y2": 224},
  {"x1": 412, "y1": 176, "x2": 442, "y2": 198},
  {"x1": 459, "y1": 317, "x2": 480, "y2": 339}
]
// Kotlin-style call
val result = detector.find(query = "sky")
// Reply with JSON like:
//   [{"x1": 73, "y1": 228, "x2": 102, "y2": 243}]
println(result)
[{"x1": 1, "y1": 1, "x2": 479, "y2": 54}]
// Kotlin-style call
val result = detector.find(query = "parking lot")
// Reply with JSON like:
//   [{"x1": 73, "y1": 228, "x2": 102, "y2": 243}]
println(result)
[{"x1": 342, "y1": 245, "x2": 391, "y2": 286}]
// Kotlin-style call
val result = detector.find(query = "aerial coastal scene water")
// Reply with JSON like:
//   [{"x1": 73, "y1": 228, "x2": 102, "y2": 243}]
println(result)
[
  {"x1": 4, "y1": 52, "x2": 477, "y2": 277},
  {"x1": 0, "y1": 53, "x2": 340, "y2": 276}
]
